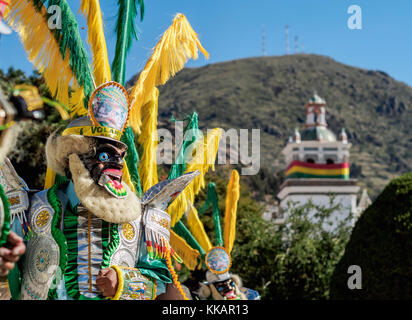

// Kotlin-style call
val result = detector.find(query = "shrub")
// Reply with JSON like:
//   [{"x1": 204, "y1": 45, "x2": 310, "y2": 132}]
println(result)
[{"x1": 330, "y1": 172, "x2": 412, "y2": 299}]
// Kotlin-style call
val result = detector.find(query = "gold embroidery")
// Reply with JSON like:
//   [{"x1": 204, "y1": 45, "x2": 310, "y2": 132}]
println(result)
[
  {"x1": 150, "y1": 216, "x2": 169, "y2": 229},
  {"x1": 122, "y1": 223, "x2": 135, "y2": 241},
  {"x1": 8, "y1": 196, "x2": 20, "y2": 205},
  {"x1": 35, "y1": 210, "x2": 50, "y2": 228}
]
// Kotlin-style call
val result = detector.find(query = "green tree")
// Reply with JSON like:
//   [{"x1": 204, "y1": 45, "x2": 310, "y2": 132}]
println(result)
[
  {"x1": 0, "y1": 68, "x2": 68, "y2": 189},
  {"x1": 330, "y1": 172, "x2": 412, "y2": 299},
  {"x1": 231, "y1": 198, "x2": 353, "y2": 299}
]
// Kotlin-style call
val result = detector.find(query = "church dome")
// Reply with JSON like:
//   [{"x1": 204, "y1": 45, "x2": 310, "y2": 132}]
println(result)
[
  {"x1": 300, "y1": 126, "x2": 336, "y2": 142},
  {"x1": 307, "y1": 92, "x2": 326, "y2": 104}
]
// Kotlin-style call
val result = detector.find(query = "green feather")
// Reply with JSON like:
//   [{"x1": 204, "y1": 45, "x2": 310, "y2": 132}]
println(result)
[
  {"x1": 121, "y1": 127, "x2": 143, "y2": 196},
  {"x1": 199, "y1": 183, "x2": 224, "y2": 247},
  {"x1": 172, "y1": 220, "x2": 206, "y2": 257},
  {"x1": 31, "y1": 0, "x2": 95, "y2": 107},
  {"x1": 168, "y1": 112, "x2": 201, "y2": 180},
  {"x1": 112, "y1": 0, "x2": 145, "y2": 85},
  {"x1": 113, "y1": 0, "x2": 145, "y2": 197}
]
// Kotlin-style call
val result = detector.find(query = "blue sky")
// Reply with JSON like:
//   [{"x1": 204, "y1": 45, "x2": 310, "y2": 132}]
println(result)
[{"x1": 1, "y1": 0, "x2": 412, "y2": 86}]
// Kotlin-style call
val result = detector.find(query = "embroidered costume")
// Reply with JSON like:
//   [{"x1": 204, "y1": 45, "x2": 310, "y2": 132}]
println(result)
[
  {"x1": 5, "y1": 82, "x2": 201, "y2": 300},
  {"x1": 170, "y1": 170, "x2": 261, "y2": 300},
  {"x1": 1, "y1": 0, "x2": 217, "y2": 300}
]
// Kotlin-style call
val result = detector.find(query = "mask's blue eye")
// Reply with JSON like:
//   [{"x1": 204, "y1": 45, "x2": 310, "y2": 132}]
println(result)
[
  {"x1": 218, "y1": 287, "x2": 223, "y2": 291},
  {"x1": 99, "y1": 152, "x2": 109, "y2": 162}
]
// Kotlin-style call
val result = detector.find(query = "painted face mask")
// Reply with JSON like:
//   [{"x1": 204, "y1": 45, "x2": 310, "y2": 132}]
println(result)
[
  {"x1": 214, "y1": 278, "x2": 238, "y2": 300},
  {"x1": 80, "y1": 137, "x2": 128, "y2": 198}
]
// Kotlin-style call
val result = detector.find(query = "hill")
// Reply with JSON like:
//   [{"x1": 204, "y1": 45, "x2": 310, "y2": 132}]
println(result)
[{"x1": 129, "y1": 54, "x2": 412, "y2": 199}]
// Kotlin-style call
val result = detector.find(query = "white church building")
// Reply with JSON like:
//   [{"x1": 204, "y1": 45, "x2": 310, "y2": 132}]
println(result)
[{"x1": 271, "y1": 93, "x2": 371, "y2": 225}]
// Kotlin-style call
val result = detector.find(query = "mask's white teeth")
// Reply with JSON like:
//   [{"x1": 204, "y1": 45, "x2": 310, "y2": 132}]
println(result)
[{"x1": 98, "y1": 173, "x2": 111, "y2": 186}]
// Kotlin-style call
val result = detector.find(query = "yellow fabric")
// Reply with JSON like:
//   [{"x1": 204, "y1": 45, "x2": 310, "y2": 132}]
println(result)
[
  {"x1": 62, "y1": 125, "x2": 123, "y2": 141},
  {"x1": 80, "y1": 0, "x2": 111, "y2": 86},
  {"x1": 187, "y1": 202, "x2": 212, "y2": 253},
  {"x1": 167, "y1": 128, "x2": 222, "y2": 227},
  {"x1": 223, "y1": 169, "x2": 240, "y2": 254},
  {"x1": 128, "y1": 13, "x2": 209, "y2": 134},
  {"x1": 286, "y1": 165, "x2": 350, "y2": 176},
  {"x1": 44, "y1": 167, "x2": 56, "y2": 190},
  {"x1": 170, "y1": 229, "x2": 201, "y2": 271},
  {"x1": 4, "y1": 0, "x2": 85, "y2": 115},
  {"x1": 137, "y1": 87, "x2": 159, "y2": 193},
  {"x1": 109, "y1": 265, "x2": 125, "y2": 300}
]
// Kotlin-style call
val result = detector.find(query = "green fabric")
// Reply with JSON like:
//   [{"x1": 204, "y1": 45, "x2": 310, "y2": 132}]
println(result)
[
  {"x1": 172, "y1": 220, "x2": 206, "y2": 257},
  {"x1": 31, "y1": 0, "x2": 94, "y2": 106},
  {"x1": 121, "y1": 127, "x2": 143, "y2": 196},
  {"x1": 8, "y1": 261, "x2": 22, "y2": 300},
  {"x1": 112, "y1": 0, "x2": 145, "y2": 85},
  {"x1": 199, "y1": 182, "x2": 224, "y2": 247},
  {"x1": 168, "y1": 112, "x2": 201, "y2": 180},
  {"x1": 61, "y1": 202, "x2": 82, "y2": 299},
  {"x1": 54, "y1": 173, "x2": 69, "y2": 185},
  {"x1": 286, "y1": 172, "x2": 349, "y2": 179},
  {"x1": 136, "y1": 238, "x2": 172, "y2": 284},
  {"x1": 0, "y1": 183, "x2": 10, "y2": 246},
  {"x1": 101, "y1": 222, "x2": 120, "y2": 269},
  {"x1": 47, "y1": 180, "x2": 69, "y2": 300}
]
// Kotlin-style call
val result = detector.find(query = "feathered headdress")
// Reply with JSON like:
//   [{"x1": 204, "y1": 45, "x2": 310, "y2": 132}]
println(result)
[
  {"x1": 170, "y1": 169, "x2": 240, "y2": 274},
  {"x1": 5, "y1": 0, "x2": 219, "y2": 299}
]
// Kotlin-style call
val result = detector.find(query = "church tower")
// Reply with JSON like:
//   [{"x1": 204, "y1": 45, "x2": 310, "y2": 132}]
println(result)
[{"x1": 276, "y1": 92, "x2": 361, "y2": 224}]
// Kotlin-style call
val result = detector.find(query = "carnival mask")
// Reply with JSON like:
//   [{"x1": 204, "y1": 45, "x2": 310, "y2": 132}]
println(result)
[
  {"x1": 79, "y1": 137, "x2": 128, "y2": 198},
  {"x1": 214, "y1": 278, "x2": 238, "y2": 300}
]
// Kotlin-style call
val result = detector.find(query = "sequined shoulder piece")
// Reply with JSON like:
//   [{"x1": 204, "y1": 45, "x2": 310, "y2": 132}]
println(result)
[
  {"x1": 21, "y1": 190, "x2": 60, "y2": 300},
  {"x1": 141, "y1": 171, "x2": 200, "y2": 211},
  {"x1": 0, "y1": 158, "x2": 30, "y2": 221}
]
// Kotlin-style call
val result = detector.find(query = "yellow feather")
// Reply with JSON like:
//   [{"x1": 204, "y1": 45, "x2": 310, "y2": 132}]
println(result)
[
  {"x1": 170, "y1": 229, "x2": 201, "y2": 271},
  {"x1": 223, "y1": 169, "x2": 240, "y2": 253},
  {"x1": 167, "y1": 128, "x2": 222, "y2": 227},
  {"x1": 187, "y1": 202, "x2": 213, "y2": 253},
  {"x1": 44, "y1": 167, "x2": 56, "y2": 189},
  {"x1": 128, "y1": 13, "x2": 209, "y2": 134},
  {"x1": 4, "y1": 0, "x2": 85, "y2": 114},
  {"x1": 138, "y1": 87, "x2": 159, "y2": 193},
  {"x1": 80, "y1": 0, "x2": 111, "y2": 85}
]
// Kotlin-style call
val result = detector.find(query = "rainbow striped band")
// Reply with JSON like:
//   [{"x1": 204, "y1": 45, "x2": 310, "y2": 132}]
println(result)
[
  {"x1": 62, "y1": 125, "x2": 123, "y2": 141},
  {"x1": 286, "y1": 160, "x2": 350, "y2": 179}
]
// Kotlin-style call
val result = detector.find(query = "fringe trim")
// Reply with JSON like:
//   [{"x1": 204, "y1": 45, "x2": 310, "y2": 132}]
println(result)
[{"x1": 165, "y1": 252, "x2": 188, "y2": 300}]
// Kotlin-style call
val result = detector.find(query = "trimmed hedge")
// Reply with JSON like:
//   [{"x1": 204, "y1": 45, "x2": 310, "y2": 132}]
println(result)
[{"x1": 330, "y1": 172, "x2": 412, "y2": 299}]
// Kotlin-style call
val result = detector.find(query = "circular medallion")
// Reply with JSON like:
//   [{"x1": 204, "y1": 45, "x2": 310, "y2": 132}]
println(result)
[
  {"x1": 35, "y1": 249, "x2": 50, "y2": 272},
  {"x1": 205, "y1": 246, "x2": 232, "y2": 275},
  {"x1": 31, "y1": 207, "x2": 52, "y2": 233},
  {"x1": 35, "y1": 210, "x2": 50, "y2": 228},
  {"x1": 110, "y1": 248, "x2": 135, "y2": 267},
  {"x1": 122, "y1": 222, "x2": 136, "y2": 241},
  {"x1": 25, "y1": 235, "x2": 59, "y2": 285}
]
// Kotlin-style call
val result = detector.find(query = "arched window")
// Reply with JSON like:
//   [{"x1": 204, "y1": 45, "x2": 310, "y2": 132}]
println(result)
[
  {"x1": 306, "y1": 158, "x2": 315, "y2": 164},
  {"x1": 326, "y1": 158, "x2": 335, "y2": 164}
]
